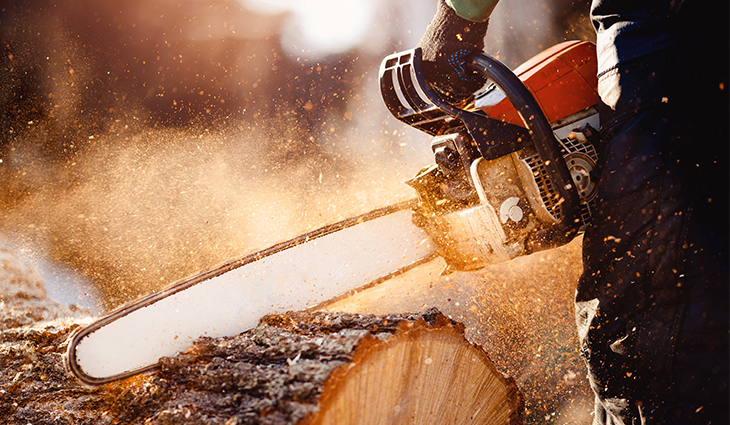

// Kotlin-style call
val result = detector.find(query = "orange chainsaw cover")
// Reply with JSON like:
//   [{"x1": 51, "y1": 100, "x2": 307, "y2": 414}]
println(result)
[{"x1": 479, "y1": 40, "x2": 598, "y2": 126}]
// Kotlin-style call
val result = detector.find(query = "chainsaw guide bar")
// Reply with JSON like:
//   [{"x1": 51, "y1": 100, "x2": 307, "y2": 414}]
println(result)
[{"x1": 66, "y1": 200, "x2": 436, "y2": 385}]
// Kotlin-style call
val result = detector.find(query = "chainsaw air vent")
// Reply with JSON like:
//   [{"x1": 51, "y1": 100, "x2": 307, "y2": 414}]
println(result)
[
  {"x1": 561, "y1": 135, "x2": 598, "y2": 159},
  {"x1": 523, "y1": 154, "x2": 561, "y2": 221},
  {"x1": 521, "y1": 128, "x2": 598, "y2": 228}
]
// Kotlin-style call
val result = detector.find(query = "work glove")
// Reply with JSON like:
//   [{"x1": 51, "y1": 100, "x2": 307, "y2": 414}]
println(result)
[{"x1": 417, "y1": 0, "x2": 490, "y2": 104}]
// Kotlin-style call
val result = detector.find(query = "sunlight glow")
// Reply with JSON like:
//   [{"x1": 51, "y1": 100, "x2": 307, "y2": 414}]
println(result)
[{"x1": 241, "y1": 0, "x2": 375, "y2": 58}]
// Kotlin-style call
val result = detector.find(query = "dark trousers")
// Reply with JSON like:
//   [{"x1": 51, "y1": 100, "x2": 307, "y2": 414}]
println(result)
[{"x1": 577, "y1": 0, "x2": 729, "y2": 423}]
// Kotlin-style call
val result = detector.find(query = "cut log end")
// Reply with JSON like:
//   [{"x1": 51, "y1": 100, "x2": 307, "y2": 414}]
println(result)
[{"x1": 306, "y1": 311, "x2": 523, "y2": 425}]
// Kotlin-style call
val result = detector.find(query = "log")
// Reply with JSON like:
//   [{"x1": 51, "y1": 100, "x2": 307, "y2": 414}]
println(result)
[
  {"x1": 138, "y1": 310, "x2": 524, "y2": 425},
  {"x1": 0, "y1": 247, "x2": 523, "y2": 424}
]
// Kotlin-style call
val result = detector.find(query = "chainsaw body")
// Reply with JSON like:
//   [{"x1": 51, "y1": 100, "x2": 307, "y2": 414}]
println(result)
[{"x1": 379, "y1": 41, "x2": 600, "y2": 271}]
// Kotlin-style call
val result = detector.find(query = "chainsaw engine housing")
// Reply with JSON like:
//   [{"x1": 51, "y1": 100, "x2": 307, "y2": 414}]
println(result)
[{"x1": 379, "y1": 41, "x2": 600, "y2": 270}]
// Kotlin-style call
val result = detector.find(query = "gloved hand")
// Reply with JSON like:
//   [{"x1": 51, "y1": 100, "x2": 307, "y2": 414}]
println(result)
[{"x1": 417, "y1": 0, "x2": 490, "y2": 104}]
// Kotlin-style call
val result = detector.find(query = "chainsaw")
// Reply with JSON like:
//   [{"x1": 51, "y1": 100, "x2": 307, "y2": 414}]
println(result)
[{"x1": 65, "y1": 40, "x2": 599, "y2": 386}]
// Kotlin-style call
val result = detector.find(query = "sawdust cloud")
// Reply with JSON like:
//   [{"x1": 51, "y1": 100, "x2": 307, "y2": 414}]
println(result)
[
  {"x1": 0, "y1": 117, "x2": 428, "y2": 310},
  {"x1": 0, "y1": 0, "x2": 434, "y2": 310}
]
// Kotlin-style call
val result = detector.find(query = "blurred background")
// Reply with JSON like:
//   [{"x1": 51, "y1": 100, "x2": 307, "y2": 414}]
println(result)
[{"x1": 0, "y1": 0, "x2": 596, "y2": 422}]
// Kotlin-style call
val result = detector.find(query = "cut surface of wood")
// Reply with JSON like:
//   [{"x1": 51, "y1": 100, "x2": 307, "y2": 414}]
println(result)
[{"x1": 307, "y1": 312, "x2": 523, "y2": 425}]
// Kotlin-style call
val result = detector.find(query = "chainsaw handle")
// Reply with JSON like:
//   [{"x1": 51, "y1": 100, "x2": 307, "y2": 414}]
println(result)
[
  {"x1": 379, "y1": 48, "x2": 531, "y2": 160},
  {"x1": 467, "y1": 52, "x2": 581, "y2": 251}
]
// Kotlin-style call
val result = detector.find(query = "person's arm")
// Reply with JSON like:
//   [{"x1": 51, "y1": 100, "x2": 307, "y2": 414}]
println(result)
[{"x1": 417, "y1": 0, "x2": 499, "y2": 103}]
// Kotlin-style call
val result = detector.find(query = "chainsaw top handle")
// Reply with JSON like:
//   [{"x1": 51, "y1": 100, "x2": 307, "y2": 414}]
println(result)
[{"x1": 379, "y1": 47, "x2": 582, "y2": 252}]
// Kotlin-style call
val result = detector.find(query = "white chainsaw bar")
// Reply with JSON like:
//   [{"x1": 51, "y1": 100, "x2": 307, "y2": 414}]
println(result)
[{"x1": 66, "y1": 200, "x2": 436, "y2": 385}]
